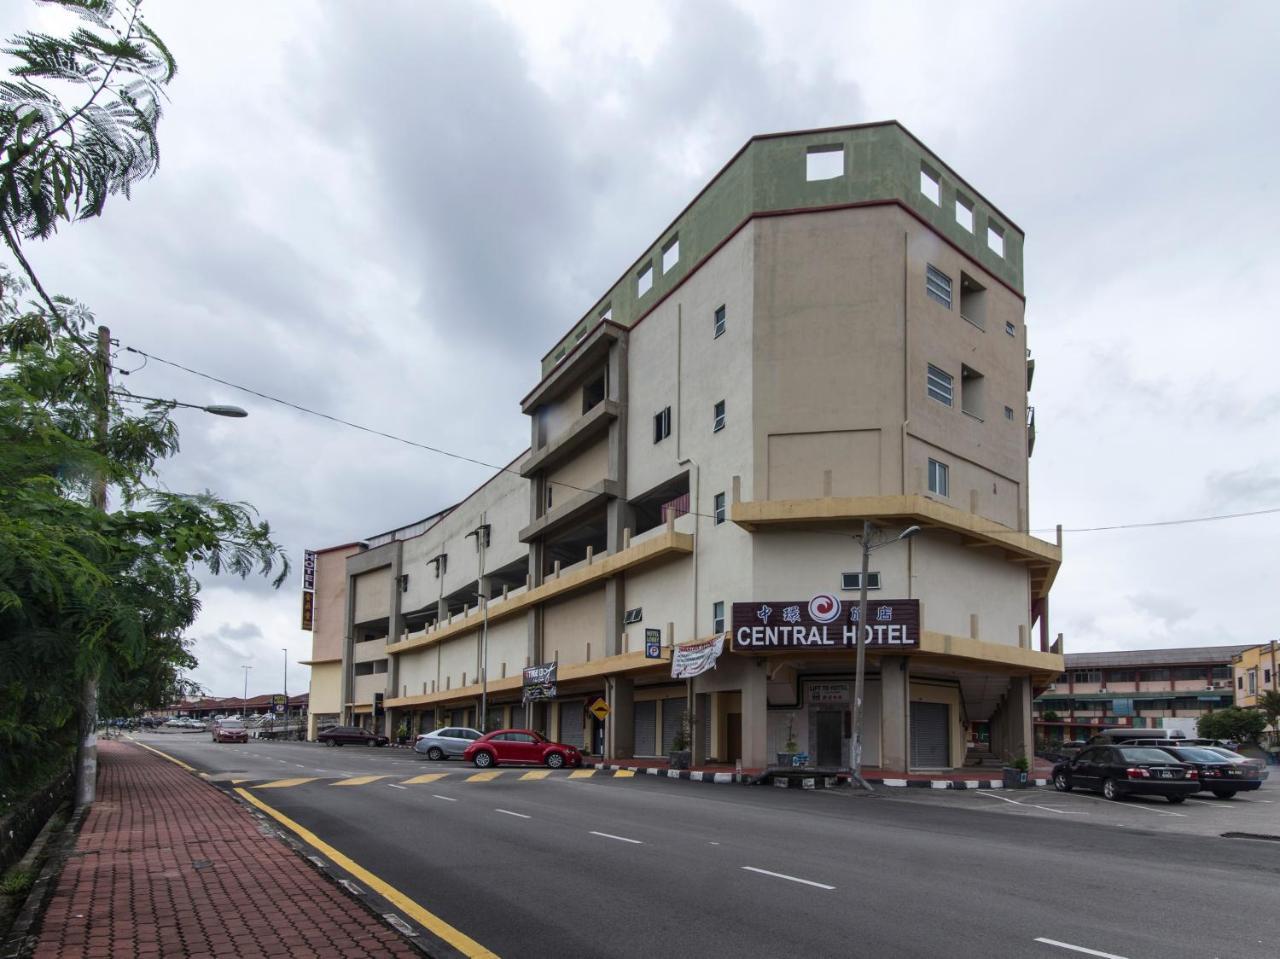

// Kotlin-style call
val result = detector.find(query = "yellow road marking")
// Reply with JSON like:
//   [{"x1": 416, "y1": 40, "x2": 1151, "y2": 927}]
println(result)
[
  {"x1": 613, "y1": 770, "x2": 635, "y2": 778},
  {"x1": 403, "y1": 772, "x2": 449, "y2": 785},
  {"x1": 231, "y1": 779, "x2": 249, "y2": 784},
  {"x1": 519, "y1": 771, "x2": 551, "y2": 781},
  {"x1": 235, "y1": 788, "x2": 499, "y2": 958},
  {"x1": 466, "y1": 771, "x2": 502, "y2": 783},
  {"x1": 333, "y1": 775, "x2": 387, "y2": 786},
  {"x1": 131, "y1": 740, "x2": 196, "y2": 772},
  {"x1": 257, "y1": 777, "x2": 319, "y2": 789},
  {"x1": 569, "y1": 769, "x2": 595, "y2": 779}
]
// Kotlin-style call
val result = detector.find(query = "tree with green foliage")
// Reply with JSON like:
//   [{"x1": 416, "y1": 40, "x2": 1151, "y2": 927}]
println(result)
[
  {"x1": 1196, "y1": 707, "x2": 1268, "y2": 745},
  {"x1": 1258, "y1": 689, "x2": 1280, "y2": 746},
  {"x1": 0, "y1": 2, "x2": 288, "y2": 802}
]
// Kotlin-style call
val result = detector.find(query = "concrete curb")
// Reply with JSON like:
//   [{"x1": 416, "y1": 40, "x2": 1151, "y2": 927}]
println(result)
[
  {"x1": 0, "y1": 805, "x2": 86, "y2": 959},
  {"x1": 592, "y1": 763, "x2": 748, "y2": 784},
  {"x1": 588, "y1": 762, "x2": 1049, "y2": 790},
  {"x1": 867, "y1": 777, "x2": 1051, "y2": 789}
]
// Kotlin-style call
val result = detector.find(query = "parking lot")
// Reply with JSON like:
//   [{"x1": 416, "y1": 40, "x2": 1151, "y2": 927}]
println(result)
[{"x1": 882, "y1": 780, "x2": 1279, "y2": 839}]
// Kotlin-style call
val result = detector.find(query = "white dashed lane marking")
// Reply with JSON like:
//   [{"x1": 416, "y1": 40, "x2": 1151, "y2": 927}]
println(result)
[{"x1": 741, "y1": 866, "x2": 834, "y2": 890}]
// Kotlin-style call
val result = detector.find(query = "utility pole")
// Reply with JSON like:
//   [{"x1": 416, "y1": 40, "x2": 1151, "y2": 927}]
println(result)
[
  {"x1": 282, "y1": 646, "x2": 288, "y2": 726},
  {"x1": 849, "y1": 520, "x2": 873, "y2": 792},
  {"x1": 75, "y1": 325, "x2": 111, "y2": 809},
  {"x1": 242, "y1": 665, "x2": 252, "y2": 716}
]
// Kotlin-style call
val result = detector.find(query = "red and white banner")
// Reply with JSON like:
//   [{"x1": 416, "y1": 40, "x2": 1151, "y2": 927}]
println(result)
[{"x1": 671, "y1": 635, "x2": 725, "y2": 679}]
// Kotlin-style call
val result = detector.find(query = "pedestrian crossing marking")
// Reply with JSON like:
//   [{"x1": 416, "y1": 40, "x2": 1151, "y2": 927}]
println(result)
[
  {"x1": 333, "y1": 775, "x2": 387, "y2": 786},
  {"x1": 402, "y1": 773, "x2": 449, "y2": 785},
  {"x1": 466, "y1": 771, "x2": 503, "y2": 782},
  {"x1": 257, "y1": 777, "x2": 319, "y2": 789},
  {"x1": 569, "y1": 769, "x2": 595, "y2": 779},
  {"x1": 613, "y1": 770, "x2": 635, "y2": 778},
  {"x1": 519, "y1": 771, "x2": 550, "y2": 781}
]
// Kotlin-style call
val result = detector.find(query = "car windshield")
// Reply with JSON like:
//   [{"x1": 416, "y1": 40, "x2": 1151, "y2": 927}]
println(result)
[
  {"x1": 219, "y1": 720, "x2": 243, "y2": 729},
  {"x1": 1204, "y1": 747, "x2": 1248, "y2": 761},
  {"x1": 1117, "y1": 748, "x2": 1180, "y2": 763}
]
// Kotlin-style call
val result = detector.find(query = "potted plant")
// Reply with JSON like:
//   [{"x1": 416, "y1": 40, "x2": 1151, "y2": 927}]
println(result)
[
  {"x1": 1002, "y1": 754, "x2": 1029, "y2": 789},
  {"x1": 777, "y1": 713, "x2": 800, "y2": 767},
  {"x1": 395, "y1": 721, "x2": 410, "y2": 746},
  {"x1": 668, "y1": 713, "x2": 693, "y2": 770}
]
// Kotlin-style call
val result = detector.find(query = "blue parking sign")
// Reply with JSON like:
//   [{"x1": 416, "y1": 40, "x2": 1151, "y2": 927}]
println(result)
[{"x1": 644, "y1": 628, "x2": 662, "y2": 659}]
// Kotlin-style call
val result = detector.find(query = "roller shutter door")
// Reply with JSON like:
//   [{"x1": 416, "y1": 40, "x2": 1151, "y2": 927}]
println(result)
[
  {"x1": 634, "y1": 701, "x2": 657, "y2": 756},
  {"x1": 910, "y1": 701, "x2": 949, "y2": 769},
  {"x1": 661, "y1": 697, "x2": 686, "y2": 753},
  {"x1": 484, "y1": 706, "x2": 505, "y2": 733},
  {"x1": 698, "y1": 693, "x2": 711, "y2": 757},
  {"x1": 559, "y1": 700, "x2": 585, "y2": 748}
]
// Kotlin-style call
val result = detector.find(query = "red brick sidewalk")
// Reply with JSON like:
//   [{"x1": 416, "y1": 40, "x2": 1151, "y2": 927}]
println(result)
[{"x1": 32, "y1": 741, "x2": 419, "y2": 959}]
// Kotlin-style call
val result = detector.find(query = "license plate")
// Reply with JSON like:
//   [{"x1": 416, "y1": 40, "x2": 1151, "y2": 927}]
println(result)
[{"x1": 1157, "y1": 770, "x2": 1171, "y2": 778}]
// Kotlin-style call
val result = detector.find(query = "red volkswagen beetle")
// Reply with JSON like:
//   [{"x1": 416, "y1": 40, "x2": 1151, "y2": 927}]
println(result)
[{"x1": 462, "y1": 729, "x2": 583, "y2": 769}]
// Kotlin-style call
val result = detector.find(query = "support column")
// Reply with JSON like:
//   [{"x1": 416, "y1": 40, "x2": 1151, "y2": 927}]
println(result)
[
  {"x1": 1008, "y1": 675, "x2": 1034, "y2": 764},
  {"x1": 740, "y1": 661, "x2": 769, "y2": 770},
  {"x1": 691, "y1": 689, "x2": 709, "y2": 766},
  {"x1": 606, "y1": 675, "x2": 634, "y2": 760},
  {"x1": 880, "y1": 656, "x2": 911, "y2": 772},
  {"x1": 385, "y1": 543, "x2": 404, "y2": 738}
]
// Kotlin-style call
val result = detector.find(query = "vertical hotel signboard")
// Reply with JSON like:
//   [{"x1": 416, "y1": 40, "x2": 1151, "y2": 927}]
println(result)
[{"x1": 301, "y1": 549, "x2": 316, "y2": 631}]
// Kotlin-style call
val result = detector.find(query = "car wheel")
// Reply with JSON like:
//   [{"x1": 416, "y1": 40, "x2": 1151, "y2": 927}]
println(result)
[
  {"x1": 1102, "y1": 777, "x2": 1121, "y2": 801},
  {"x1": 473, "y1": 751, "x2": 494, "y2": 769},
  {"x1": 1053, "y1": 772, "x2": 1072, "y2": 792},
  {"x1": 427, "y1": 747, "x2": 444, "y2": 761},
  {"x1": 1212, "y1": 790, "x2": 1237, "y2": 799},
  {"x1": 546, "y1": 752, "x2": 565, "y2": 769},
  {"x1": 1167, "y1": 795, "x2": 1186, "y2": 804}
]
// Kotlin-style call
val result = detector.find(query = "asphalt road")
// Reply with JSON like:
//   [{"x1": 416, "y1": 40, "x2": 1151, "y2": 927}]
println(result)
[{"x1": 138, "y1": 733, "x2": 1280, "y2": 959}]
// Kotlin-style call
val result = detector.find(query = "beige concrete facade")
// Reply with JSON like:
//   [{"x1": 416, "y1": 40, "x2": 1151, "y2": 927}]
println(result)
[{"x1": 306, "y1": 122, "x2": 1062, "y2": 768}]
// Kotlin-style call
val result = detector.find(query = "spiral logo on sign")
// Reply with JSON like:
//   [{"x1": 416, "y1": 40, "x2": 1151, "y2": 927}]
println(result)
[{"x1": 808, "y1": 593, "x2": 842, "y2": 624}]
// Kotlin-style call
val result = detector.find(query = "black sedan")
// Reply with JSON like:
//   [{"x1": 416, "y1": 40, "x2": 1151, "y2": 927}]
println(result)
[
  {"x1": 316, "y1": 725, "x2": 389, "y2": 747},
  {"x1": 1052, "y1": 745, "x2": 1198, "y2": 803},
  {"x1": 1150, "y1": 744, "x2": 1265, "y2": 799}
]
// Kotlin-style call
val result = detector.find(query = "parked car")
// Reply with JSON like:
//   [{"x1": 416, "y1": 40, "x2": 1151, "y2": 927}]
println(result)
[
  {"x1": 1148, "y1": 745, "x2": 1266, "y2": 797},
  {"x1": 462, "y1": 729, "x2": 583, "y2": 769},
  {"x1": 212, "y1": 719, "x2": 249, "y2": 744},
  {"x1": 316, "y1": 725, "x2": 389, "y2": 747},
  {"x1": 414, "y1": 727, "x2": 483, "y2": 760},
  {"x1": 1052, "y1": 745, "x2": 1199, "y2": 802},
  {"x1": 1200, "y1": 746, "x2": 1269, "y2": 777}
]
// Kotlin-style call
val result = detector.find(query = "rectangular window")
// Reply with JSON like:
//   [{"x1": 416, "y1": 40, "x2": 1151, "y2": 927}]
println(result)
[
  {"x1": 623, "y1": 607, "x2": 643, "y2": 625},
  {"x1": 1140, "y1": 668, "x2": 1169, "y2": 682},
  {"x1": 637, "y1": 261, "x2": 653, "y2": 296},
  {"x1": 987, "y1": 222, "x2": 1005, "y2": 257},
  {"x1": 805, "y1": 144, "x2": 843, "y2": 181},
  {"x1": 653, "y1": 406, "x2": 671, "y2": 443},
  {"x1": 840, "y1": 571, "x2": 882, "y2": 591},
  {"x1": 713, "y1": 304, "x2": 726, "y2": 338},
  {"x1": 713, "y1": 492, "x2": 726, "y2": 525},
  {"x1": 546, "y1": 485, "x2": 553, "y2": 510},
  {"x1": 1005, "y1": 320, "x2": 1016, "y2": 337},
  {"x1": 925, "y1": 265, "x2": 952, "y2": 308},
  {"x1": 1004, "y1": 405, "x2": 1014, "y2": 421},
  {"x1": 554, "y1": 349, "x2": 566, "y2": 364},
  {"x1": 582, "y1": 374, "x2": 605, "y2": 413},
  {"x1": 712, "y1": 601, "x2": 725, "y2": 634},
  {"x1": 927, "y1": 458, "x2": 949, "y2": 497},
  {"x1": 574, "y1": 327, "x2": 586, "y2": 341},
  {"x1": 955, "y1": 194, "x2": 974, "y2": 232},
  {"x1": 600, "y1": 304, "x2": 612, "y2": 322},
  {"x1": 712, "y1": 399, "x2": 726, "y2": 433},
  {"x1": 920, "y1": 163, "x2": 941, "y2": 205},
  {"x1": 662, "y1": 235, "x2": 679, "y2": 273},
  {"x1": 926, "y1": 364, "x2": 953, "y2": 406}
]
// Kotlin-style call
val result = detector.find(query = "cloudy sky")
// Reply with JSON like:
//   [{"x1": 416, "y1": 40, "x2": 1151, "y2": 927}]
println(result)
[{"x1": 3, "y1": 1, "x2": 1278, "y2": 697}]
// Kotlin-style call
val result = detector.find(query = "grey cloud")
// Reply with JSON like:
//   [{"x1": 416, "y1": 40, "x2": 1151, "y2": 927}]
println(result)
[
  {"x1": 218, "y1": 622, "x2": 264, "y2": 642},
  {"x1": 1127, "y1": 592, "x2": 1195, "y2": 628},
  {"x1": 1203, "y1": 468, "x2": 1280, "y2": 510}
]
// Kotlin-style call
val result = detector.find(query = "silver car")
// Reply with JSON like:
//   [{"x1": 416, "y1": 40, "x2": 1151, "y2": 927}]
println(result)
[{"x1": 414, "y1": 727, "x2": 483, "y2": 760}]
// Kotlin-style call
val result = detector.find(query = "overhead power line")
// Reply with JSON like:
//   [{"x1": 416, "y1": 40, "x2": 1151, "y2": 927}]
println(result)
[{"x1": 122, "y1": 344, "x2": 1280, "y2": 538}]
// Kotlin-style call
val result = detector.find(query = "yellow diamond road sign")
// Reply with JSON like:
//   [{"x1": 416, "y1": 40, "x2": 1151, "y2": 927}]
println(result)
[{"x1": 589, "y1": 699, "x2": 610, "y2": 721}]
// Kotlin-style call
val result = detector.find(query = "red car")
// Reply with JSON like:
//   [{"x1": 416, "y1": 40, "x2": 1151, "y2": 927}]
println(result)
[
  {"x1": 463, "y1": 729, "x2": 583, "y2": 769},
  {"x1": 212, "y1": 719, "x2": 248, "y2": 743}
]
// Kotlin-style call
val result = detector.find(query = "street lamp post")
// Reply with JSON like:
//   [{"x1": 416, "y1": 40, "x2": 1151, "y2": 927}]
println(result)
[
  {"x1": 850, "y1": 521, "x2": 920, "y2": 792},
  {"x1": 74, "y1": 328, "x2": 250, "y2": 810},
  {"x1": 282, "y1": 647, "x2": 288, "y2": 727},
  {"x1": 241, "y1": 665, "x2": 252, "y2": 717}
]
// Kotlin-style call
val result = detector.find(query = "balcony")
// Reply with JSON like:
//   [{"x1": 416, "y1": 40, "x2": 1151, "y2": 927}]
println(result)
[
  {"x1": 1027, "y1": 405, "x2": 1036, "y2": 457},
  {"x1": 519, "y1": 478, "x2": 621, "y2": 543},
  {"x1": 522, "y1": 323, "x2": 624, "y2": 414},
  {"x1": 520, "y1": 400, "x2": 618, "y2": 477}
]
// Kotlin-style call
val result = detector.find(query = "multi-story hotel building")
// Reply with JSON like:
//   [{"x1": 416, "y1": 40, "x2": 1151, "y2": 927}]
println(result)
[{"x1": 304, "y1": 121, "x2": 1064, "y2": 772}]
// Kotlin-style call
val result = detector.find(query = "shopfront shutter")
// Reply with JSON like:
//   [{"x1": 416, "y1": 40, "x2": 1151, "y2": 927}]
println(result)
[
  {"x1": 484, "y1": 706, "x2": 504, "y2": 732},
  {"x1": 910, "y1": 701, "x2": 949, "y2": 769},
  {"x1": 558, "y1": 700, "x2": 585, "y2": 748},
  {"x1": 634, "y1": 701, "x2": 656, "y2": 756},
  {"x1": 661, "y1": 697, "x2": 686, "y2": 753},
  {"x1": 698, "y1": 693, "x2": 711, "y2": 757}
]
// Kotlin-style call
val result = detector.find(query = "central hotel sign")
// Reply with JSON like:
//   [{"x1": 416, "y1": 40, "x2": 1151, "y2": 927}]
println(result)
[{"x1": 731, "y1": 596, "x2": 920, "y2": 651}]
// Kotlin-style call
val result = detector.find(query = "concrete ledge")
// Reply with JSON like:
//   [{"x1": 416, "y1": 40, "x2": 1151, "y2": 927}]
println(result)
[{"x1": 593, "y1": 763, "x2": 747, "y2": 784}]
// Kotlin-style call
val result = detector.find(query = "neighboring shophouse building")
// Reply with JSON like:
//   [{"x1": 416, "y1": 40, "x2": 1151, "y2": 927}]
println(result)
[
  {"x1": 1232, "y1": 641, "x2": 1279, "y2": 709},
  {"x1": 1034, "y1": 645, "x2": 1251, "y2": 741},
  {"x1": 306, "y1": 121, "x2": 1064, "y2": 772},
  {"x1": 299, "y1": 541, "x2": 365, "y2": 739}
]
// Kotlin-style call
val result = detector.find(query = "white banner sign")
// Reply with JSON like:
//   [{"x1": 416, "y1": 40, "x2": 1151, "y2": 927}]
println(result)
[{"x1": 671, "y1": 635, "x2": 725, "y2": 679}]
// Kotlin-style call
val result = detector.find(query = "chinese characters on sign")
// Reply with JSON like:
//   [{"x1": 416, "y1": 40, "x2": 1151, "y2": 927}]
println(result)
[{"x1": 730, "y1": 598, "x2": 920, "y2": 650}]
